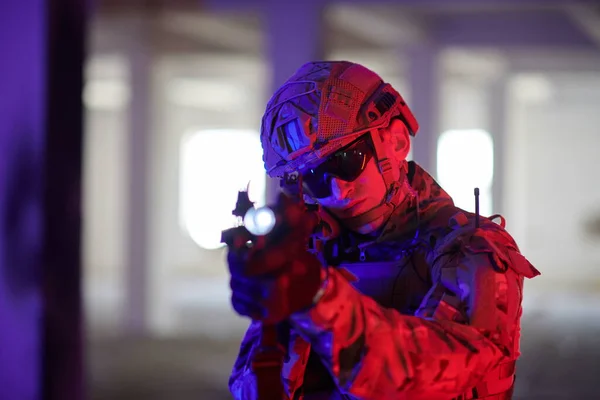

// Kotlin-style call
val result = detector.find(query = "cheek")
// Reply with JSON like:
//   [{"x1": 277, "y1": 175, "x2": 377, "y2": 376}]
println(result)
[
  {"x1": 352, "y1": 178, "x2": 371, "y2": 197},
  {"x1": 355, "y1": 164, "x2": 386, "y2": 198}
]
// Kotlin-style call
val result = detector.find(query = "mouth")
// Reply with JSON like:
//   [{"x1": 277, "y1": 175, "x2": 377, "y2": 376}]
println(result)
[{"x1": 342, "y1": 199, "x2": 366, "y2": 214}]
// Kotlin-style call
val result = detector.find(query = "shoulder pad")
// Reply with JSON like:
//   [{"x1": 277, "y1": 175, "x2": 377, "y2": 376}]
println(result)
[{"x1": 432, "y1": 211, "x2": 540, "y2": 278}]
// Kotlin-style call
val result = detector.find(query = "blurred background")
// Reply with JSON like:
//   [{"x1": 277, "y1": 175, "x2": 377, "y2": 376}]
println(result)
[{"x1": 2, "y1": 0, "x2": 600, "y2": 399}]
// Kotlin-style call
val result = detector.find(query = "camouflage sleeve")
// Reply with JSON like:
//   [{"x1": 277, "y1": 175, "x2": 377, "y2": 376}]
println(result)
[
  {"x1": 229, "y1": 320, "x2": 261, "y2": 400},
  {"x1": 289, "y1": 234, "x2": 537, "y2": 399}
]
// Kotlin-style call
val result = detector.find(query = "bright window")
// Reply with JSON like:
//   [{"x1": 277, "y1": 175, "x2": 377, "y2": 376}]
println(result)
[
  {"x1": 436, "y1": 129, "x2": 494, "y2": 217},
  {"x1": 179, "y1": 129, "x2": 266, "y2": 250}
]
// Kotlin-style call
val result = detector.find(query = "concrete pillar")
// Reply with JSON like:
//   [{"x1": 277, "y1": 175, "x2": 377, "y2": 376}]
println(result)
[
  {"x1": 406, "y1": 44, "x2": 441, "y2": 178},
  {"x1": 0, "y1": 0, "x2": 86, "y2": 399},
  {"x1": 263, "y1": 0, "x2": 325, "y2": 202},
  {"x1": 489, "y1": 75, "x2": 508, "y2": 215},
  {"x1": 43, "y1": 0, "x2": 87, "y2": 396},
  {"x1": 123, "y1": 14, "x2": 153, "y2": 335}
]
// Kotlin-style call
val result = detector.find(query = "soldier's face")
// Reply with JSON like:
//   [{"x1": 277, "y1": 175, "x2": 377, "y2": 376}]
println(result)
[
  {"x1": 316, "y1": 157, "x2": 387, "y2": 221},
  {"x1": 298, "y1": 135, "x2": 390, "y2": 233},
  {"x1": 296, "y1": 121, "x2": 411, "y2": 234}
]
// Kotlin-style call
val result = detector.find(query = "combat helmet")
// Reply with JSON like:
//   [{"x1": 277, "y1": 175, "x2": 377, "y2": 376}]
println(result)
[
  {"x1": 261, "y1": 61, "x2": 418, "y2": 182},
  {"x1": 260, "y1": 61, "x2": 420, "y2": 229}
]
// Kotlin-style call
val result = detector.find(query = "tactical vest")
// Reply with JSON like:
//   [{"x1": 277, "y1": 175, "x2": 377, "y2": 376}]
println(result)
[{"x1": 303, "y1": 207, "x2": 537, "y2": 399}]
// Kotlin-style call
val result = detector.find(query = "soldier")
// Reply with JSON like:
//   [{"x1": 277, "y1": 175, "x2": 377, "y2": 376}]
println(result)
[{"x1": 226, "y1": 61, "x2": 540, "y2": 400}]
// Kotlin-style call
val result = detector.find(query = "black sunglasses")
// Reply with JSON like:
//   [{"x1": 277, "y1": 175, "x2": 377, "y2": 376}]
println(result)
[{"x1": 302, "y1": 136, "x2": 374, "y2": 199}]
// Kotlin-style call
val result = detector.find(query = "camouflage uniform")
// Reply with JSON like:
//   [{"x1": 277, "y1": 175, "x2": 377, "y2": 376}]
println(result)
[{"x1": 229, "y1": 162, "x2": 540, "y2": 400}]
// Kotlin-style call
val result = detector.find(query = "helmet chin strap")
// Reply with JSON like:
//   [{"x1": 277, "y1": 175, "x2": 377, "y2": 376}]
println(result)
[
  {"x1": 340, "y1": 170, "x2": 408, "y2": 231},
  {"x1": 340, "y1": 129, "x2": 408, "y2": 232}
]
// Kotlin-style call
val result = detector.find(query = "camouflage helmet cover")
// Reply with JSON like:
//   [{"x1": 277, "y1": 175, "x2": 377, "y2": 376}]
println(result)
[{"x1": 260, "y1": 61, "x2": 419, "y2": 177}]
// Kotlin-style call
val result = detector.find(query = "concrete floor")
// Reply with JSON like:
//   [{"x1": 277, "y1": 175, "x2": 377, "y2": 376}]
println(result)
[{"x1": 87, "y1": 290, "x2": 600, "y2": 400}]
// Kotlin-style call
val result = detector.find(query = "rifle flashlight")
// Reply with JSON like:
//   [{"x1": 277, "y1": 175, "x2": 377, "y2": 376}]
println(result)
[{"x1": 243, "y1": 206, "x2": 277, "y2": 236}]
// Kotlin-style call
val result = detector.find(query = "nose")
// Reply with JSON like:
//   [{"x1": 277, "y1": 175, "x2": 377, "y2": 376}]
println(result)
[{"x1": 330, "y1": 176, "x2": 352, "y2": 200}]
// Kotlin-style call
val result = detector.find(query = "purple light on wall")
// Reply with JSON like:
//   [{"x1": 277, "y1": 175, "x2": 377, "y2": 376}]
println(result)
[{"x1": 0, "y1": 0, "x2": 46, "y2": 398}]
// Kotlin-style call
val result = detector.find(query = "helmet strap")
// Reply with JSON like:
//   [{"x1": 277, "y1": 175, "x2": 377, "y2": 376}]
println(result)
[{"x1": 369, "y1": 128, "x2": 396, "y2": 189}]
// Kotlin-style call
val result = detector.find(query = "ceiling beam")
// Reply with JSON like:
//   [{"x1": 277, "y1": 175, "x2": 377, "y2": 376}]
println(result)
[
  {"x1": 327, "y1": 5, "x2": 427, "y2": 47},
  {"x1": 203, "y1": 0, "x2": 598, "y2": 11},
  {"x1": 432, "y1": 10, "x2": 596, "y2": 48},
  {"x1": 335, "y1": 0, "x2": 594, "y2": 5},
  {"x1": 565, "y1": 4, "x2": 600, "y2": 49},
  {"x1": 201, "y1": 1, "x2": 597, "y2": 51},
  {"x1": 160, "y1": 11, "x2": 261, "y2": 53},
  {"x1": 507, "y1": 50, "x2": 600, "y2": 72}
]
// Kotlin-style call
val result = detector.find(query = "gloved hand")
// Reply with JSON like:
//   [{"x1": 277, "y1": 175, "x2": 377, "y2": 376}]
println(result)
[{"x1": 227, "y1": 193, "x2": 325, "y2": 324}]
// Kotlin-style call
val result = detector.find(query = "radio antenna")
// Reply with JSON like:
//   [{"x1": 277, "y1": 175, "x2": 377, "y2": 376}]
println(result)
[{"x1": 474, "y1": 187, "x2": 480, "y2": 229}]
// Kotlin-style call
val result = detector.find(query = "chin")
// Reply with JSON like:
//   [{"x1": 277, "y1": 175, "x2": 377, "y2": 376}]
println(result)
[
  {"x1": 349, "y1": 217, "x2": 385, "y2": 235},
  {"x1": 335, "y1": 203, "x2": 387, "y2": 235}
]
